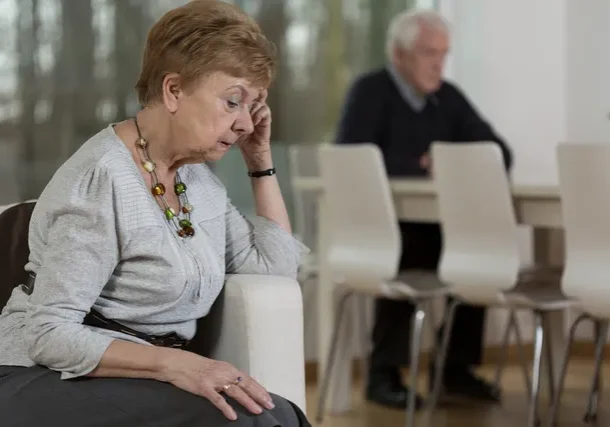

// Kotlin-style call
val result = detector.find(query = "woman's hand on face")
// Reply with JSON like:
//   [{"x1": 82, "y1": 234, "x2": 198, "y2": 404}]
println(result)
[
  {"x1": 159, "y1": 349, "x2": 274, "y2": 420},
  {"x1": 237, "y1": 90, "x2": 272, "y2": 155}
]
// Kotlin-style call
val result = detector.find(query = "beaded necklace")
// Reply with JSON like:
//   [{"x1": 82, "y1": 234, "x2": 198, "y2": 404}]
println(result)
[{"x1": 133, "y1": 116, "x2": 195, "y2": 238}]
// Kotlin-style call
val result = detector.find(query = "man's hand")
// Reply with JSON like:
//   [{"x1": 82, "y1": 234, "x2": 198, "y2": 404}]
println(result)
[{"x1": 419, "y1": 153, "x2": 433, "y2": 175}]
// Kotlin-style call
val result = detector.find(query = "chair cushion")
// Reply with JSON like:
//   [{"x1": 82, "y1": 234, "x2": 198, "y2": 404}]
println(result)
[
  {"x1": 0, "y1": 202, "x2": 35, "y2": 310},
  {"x1": 383, "y1": 270, "x2": 449, "y2": 299}
]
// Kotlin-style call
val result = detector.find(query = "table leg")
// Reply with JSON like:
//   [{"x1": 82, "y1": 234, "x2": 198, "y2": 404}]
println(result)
[
  {"x1": 533, "y1": 228, "x2": 566, "y2": 400},
  {"x1": 317, "y1": 195, "x2": 353, "y2": 414}
]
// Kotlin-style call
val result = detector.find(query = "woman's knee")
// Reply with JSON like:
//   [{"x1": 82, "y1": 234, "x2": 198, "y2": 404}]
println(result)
[{"x1": 266, "y1": 393, "x2": 307, "y2": 427}]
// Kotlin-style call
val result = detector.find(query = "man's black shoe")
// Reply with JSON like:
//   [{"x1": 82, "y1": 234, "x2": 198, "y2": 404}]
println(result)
[
  {"x1": 366, "y1": 368, "x2": 424, "y2": 409},
  {"x1": 429, "y1": 363, "x2": 501, "y2": 403}
]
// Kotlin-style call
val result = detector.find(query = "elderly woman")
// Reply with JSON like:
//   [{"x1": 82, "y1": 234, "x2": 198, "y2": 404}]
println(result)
[{"x1": 0, "y1": 1, "x2": 310, "y2": 426}]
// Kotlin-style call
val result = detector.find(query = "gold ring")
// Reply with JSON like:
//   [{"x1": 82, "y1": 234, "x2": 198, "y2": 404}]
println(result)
[{"x1": 222, "y1": 384, "x2": 232, "y2": 391}]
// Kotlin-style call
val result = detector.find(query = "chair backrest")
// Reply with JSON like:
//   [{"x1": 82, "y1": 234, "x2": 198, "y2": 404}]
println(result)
[
  {"x1": 288, "y1": 144, "x2": 320, "y2": 250},
  {"x1": 0, "y1": 201, "x2": 36, "y2": 310},
  {"x1": 432, "y1": 142, "x2": 521, "y2": 304},
  {"x1": 319, "y1": 144, "x2": 400, "y2": 293},
  {"x1": 557, "y1": 143, "x2": 610, "y2": 318}
]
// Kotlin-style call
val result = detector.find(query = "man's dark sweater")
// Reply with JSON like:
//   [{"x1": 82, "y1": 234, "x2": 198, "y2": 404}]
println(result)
[{"x1": 335, "y1": 68, "x2": 513, "y2": 175}]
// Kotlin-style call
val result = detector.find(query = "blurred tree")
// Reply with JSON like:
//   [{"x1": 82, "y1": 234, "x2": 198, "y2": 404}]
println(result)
[
  {"x1": 47, "y1": 0, "x2": 96, "y2": 162},
  {"x1": 256, "y1": 0, "x2": 288, "y2": 142},
  {"x1": 17, "y1": 0, "x2": 39, "y2": 200},
  {"x1": 323, "y1": 0, "x2": 347, "y2": 134},
  {"x1": 113, "y1": 0, "x2": 149, "y2": 121}
]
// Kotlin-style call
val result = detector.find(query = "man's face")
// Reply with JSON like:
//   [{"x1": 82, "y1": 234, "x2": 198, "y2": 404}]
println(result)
[{"x1": 394, "y1": 24, "x2": 449, "y2": 95}]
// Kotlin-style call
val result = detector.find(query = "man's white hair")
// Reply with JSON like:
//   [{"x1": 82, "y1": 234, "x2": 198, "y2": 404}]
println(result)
[{"x1": 386, "y1": 9, "x2": 449, "y2": 59}]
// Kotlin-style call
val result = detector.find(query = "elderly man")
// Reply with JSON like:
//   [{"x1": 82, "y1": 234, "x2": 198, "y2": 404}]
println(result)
[{"x1": 335, "y1": 9, "x2": 513, "y2": 409}]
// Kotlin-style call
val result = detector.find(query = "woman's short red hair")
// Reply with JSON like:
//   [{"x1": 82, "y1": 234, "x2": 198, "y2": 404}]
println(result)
[{"x1": 135, "y1": 0, "x2": 276, "y2": 106}]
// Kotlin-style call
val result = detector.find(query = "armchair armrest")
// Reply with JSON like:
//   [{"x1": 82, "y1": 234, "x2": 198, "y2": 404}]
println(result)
[{"x1": 204, "y1": 274, "x2": 306, "y2": 411}]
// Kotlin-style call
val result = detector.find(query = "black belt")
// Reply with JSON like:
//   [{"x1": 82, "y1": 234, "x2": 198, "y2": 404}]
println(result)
[{"x1": 24, "y1": 273, "x2": 190, "y2": 349}]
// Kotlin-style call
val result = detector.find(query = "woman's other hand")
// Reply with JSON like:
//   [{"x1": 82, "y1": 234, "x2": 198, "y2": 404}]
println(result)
[{"x1": 158, "y1": 348, "x2": 274, "y2": 420}]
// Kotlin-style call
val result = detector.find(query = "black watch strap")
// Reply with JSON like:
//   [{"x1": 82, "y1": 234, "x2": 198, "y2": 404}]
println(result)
[{"x1": 248, "y1": 168, "x2": 276, "y2": 178}]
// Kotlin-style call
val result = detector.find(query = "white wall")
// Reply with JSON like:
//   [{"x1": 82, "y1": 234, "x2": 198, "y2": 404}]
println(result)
[
  {"x1": 440, "y1": 0, "x2": 567, "y2": 184},
  {"x1": 566, "y1": 0, "x2": 610, "y2": 143}
]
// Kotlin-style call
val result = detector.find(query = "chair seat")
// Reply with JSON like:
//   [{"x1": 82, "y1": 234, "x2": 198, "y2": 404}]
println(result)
[
  {"x1": 518, "y1": 264, "x2": 563, "y2": 283},
  {"x1": 503, "y1": 285, "x2": 575, "y2": 311},
  {"x1": 382, "y1": 270, "x2": 449, "y2": 299},
  {"x1": 504, "y1": 264, "x2": 572, "y2": 310},
  {"x1": 451, "y1": 265, "x2": 566, "y2": 308}
]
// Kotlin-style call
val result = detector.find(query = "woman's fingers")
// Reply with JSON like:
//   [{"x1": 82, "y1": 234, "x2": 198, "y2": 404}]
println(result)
[
  {"x1": 253, "y1": 107, "x2": 271, "y2": 128},
  {"x1": 257, "y1": 89, "x2": 268, "y2": 104},
  {"x1": 202, "y1": 388, "x2": 238, "y2": 421},
  {"x1": 250, "y1": 102, "x2": 271, "y2": 126},
  {"x1": 239, "y1": 376, "x2": 274, "y2": 409},
  {"x1": 225, "y1": 384, "x2": 263, "y2": 415}
]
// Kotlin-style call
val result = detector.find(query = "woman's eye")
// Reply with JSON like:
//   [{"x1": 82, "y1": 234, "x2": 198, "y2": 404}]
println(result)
[{"x1": 227, "y1": 100, "x2": 240, "y2": 109}]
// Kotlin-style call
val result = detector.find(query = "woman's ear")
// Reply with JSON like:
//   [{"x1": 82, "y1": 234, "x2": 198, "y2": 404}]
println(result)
[{"x1": 161, "y1": 73, "x2": 183, "y2": 113}]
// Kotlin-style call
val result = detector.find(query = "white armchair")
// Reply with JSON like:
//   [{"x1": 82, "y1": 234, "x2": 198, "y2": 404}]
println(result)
[{"x1": 207, "y1": 274, "x2": 306, "y2": 411}]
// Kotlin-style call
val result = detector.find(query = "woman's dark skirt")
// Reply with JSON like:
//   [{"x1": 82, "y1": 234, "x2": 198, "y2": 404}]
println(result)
[{"x1": 0, "y1": 366, "x2": 310, "y2": 427}]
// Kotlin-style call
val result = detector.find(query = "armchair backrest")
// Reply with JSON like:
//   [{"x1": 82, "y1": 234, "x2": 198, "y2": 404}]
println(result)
[{"x1": 0, "y1": 201, "x2": 36, "y2": 310}]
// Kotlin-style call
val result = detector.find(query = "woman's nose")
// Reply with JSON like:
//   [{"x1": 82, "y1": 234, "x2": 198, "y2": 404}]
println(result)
[{"x1": 234, "y1": 108, "x2": 254, "y2": 135}]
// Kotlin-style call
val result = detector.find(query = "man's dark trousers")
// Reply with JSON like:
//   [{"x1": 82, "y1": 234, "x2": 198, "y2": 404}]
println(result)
[{"x1": 370, "y1": 222, "x2": 486, "y2": 372}]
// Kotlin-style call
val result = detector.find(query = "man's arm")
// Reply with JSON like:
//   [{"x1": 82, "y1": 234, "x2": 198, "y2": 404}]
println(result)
[
  {"x1": 336, "y1": 74, "x2": 425, "y2": 176},
  {"x1": 335, "y1": 76, "x2": 384, "y2": 145},
  {"x1": 451, "y1": 85, "x2": 513, "y2": 171}
]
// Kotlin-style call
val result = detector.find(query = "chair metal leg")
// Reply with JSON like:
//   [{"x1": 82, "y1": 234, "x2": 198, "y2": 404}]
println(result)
[
  {"x1": 547, "y1": 313, "x2": 589, "y2": 427},
  {"x1": 584, "y1": 320, "x2": 608, "y2": 424},
  {"x1": 316, "y1": 291, "x2": 353, "y2": 423},
  {"x1": 357, "y1": 294, "x2": 370, "y2": 392},
  {"x1": 494, "y1": 309, "x2": 515, "y2": 389},
  {"x1": 426, "y1": 300, "x2": 437, "y2": 345},
  {"x1": 527, "y1": 311, "x2": 545, "y2": 427},
  {"x1": 542, "y1": 313, "x2": 556, "y2": 403},
  {"x1": 511, "y1": 309, "x2": 532, "y2": 398},
  {"x1": 427, "y1": 299, "x2": 460, "y2": 414},
  {"x1": 405, "y1": 304, "x2": 426, "y2": 427}
]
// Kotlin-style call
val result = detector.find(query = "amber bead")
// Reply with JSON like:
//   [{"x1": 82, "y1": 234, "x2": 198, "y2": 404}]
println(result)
[
  {"x1": 174, "y1": 182, "x2": 187, "y2": 195},
  {"x1": 178, "y1": 229, "x2": 186, "y2": 238},
  {"x1": 152, "y1": 183, "x2": 166, "y2": 196},
  {"x1": 182, "y1": 203, "x2": 193, "y2": 213},
  {"x1": 183, "y1": 226, "x2": 195, "y2": 237},
  {"x1": 179, "y1": 219, "x2": 192, "y2": 228}
]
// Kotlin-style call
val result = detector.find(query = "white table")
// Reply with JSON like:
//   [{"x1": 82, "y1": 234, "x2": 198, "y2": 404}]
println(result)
[{"x1": 294, "y1": 177, "x2": 565, "y2": 414}]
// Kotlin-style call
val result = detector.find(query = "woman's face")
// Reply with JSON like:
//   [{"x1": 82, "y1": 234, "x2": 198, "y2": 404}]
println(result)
[{"x1": 164, "y1": 71, "x2": 264, "y2": 163}]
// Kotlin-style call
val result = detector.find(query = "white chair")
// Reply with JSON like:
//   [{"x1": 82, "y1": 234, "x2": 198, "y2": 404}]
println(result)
[
  {"x1": 548, "y1": 143, "x2": 610, "y2": 426},
  {"x1": 316, "y1": 144, "x2": 448, "y2": 427},
  {"x1": 429, "y1": 142, "x2": 573, "y2": 427}
]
